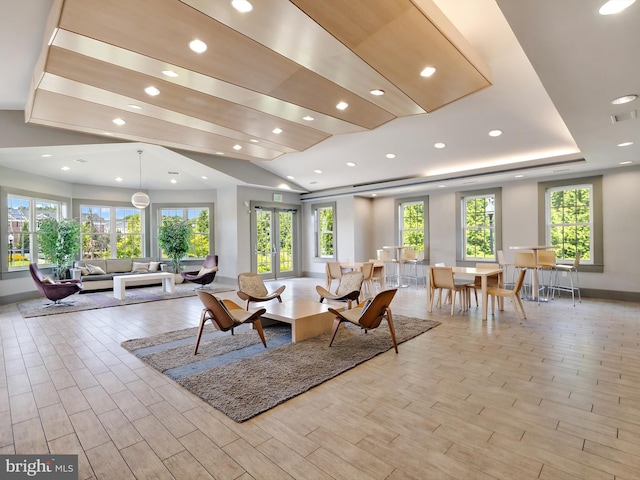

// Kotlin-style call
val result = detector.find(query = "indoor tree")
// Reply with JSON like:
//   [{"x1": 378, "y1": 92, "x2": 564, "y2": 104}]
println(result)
[
  {"x1": 38, "y1": 217, "x2": 81, "y2": 279},
  {"x1": 158, "y1": 217, "x2": 192, "y2": 273}
]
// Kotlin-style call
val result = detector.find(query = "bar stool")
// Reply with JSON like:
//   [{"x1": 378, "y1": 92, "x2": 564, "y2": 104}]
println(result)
[
  {"x1": 536, "y1": 250, "x2": 557, "y2": 302},
  {"x1": 497, "y1": 250, "x2": 514, "y2": 288},
  {"x1": 552, "y1": 251, "x2": 581, "y2": 306},
  {"x1": 514, "y1": 252, "x2": 536, "y2": 299}
]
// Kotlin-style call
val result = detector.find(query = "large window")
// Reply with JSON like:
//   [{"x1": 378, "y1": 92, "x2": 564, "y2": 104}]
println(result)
[
  {"x1": 456, "y1": 188, "x2": 501, "y2": 265},
  {"x1": 399, "y1": 200, "x2": 425, "y2": 253},
  {"x1": 313, "y1": 202, "x2": 336, "y2": 258},
  {"x1": 7, "y1": 194, "x2": 65, "y2": 270},
  {"x1": 159, "y1": 207, "x2": 210, "y2": 259},
  {"x1": 80, "y1": 205, "x2": 143, "y2": 259},
  {"x1": 546, "y1": 184, "x2": 593, "y2": 264},
  {"x1": 463, "y1": 194, "x2": 496, "y2": 260}
]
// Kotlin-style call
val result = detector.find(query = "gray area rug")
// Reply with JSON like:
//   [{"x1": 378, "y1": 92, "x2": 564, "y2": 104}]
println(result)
[
  {"x1": 122, "y1": 315, "x2": 440, "y2": 422},
  {"x1": 18, "y1": 283, "x2": 234, "y2": 318}
]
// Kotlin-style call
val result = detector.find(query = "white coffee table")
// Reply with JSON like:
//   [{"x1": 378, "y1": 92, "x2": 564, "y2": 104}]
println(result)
[
  {"x1": 260, "y1": 300, "x2": 344, "y2": 342},
  {"x1": 113, "y1": 272, "x2": 175, "y2": 300}
]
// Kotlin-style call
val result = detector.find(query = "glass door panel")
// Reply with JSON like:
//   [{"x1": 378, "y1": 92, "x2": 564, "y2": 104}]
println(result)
[{"x1": 252, "y1": 206, "x2": 297, "y2": 279}]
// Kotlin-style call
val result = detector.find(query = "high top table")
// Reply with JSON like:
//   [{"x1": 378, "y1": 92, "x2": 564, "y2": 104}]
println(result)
[
  {"x1": 509, "y1": 245, "x2": 555, "y2": 300},
  {"x1": 382, "y1": 245, "x2": 408, "y2": 287},
  {"x1": 427, "y1": 266, "x2": 503, "y2": 321}
]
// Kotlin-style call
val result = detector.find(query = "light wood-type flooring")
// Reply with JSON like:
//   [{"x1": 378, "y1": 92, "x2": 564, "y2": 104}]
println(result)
[{"x1": 1, "y1": 276, "x2": 640, "y2": 479}]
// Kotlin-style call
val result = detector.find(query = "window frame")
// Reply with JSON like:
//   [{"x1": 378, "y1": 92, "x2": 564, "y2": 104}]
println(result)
[
  {"x1": 312, "y1": 201, "x2": 336, "y2": 260},
  {"x1": 538, "y1": 176, "x2": 603, "y2": 272},
  {"x1": 153, "y1": 203, "x2": 214, "y2": 262},
  {"x1": 394, "y1": 196, "x2": 429, "y2": 262},
  {"x1": 455, "y1": 188, "x2": 502, "y2": 266},
  {"x1": 3, "y1": 187, "x2": 69, "y2": 273},
  {"x1": 77, "y1": 204, "x2": 145, "y2": 260}
]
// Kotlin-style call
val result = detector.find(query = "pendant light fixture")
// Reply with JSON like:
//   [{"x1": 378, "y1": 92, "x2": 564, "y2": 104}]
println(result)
[{"x1": 131, "y1": 149, "x2": 150, "y2": 209}]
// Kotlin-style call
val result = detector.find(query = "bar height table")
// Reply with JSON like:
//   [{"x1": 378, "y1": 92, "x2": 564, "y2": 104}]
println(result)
[
  {"x1": 509, "y1": 245, "x2": 554, "y2": 301},
  {"x1": 382, "y1": 246, "x2": 408, "y2": 287}
]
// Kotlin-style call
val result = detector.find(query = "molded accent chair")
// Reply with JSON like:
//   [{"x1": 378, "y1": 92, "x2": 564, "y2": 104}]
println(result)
[
  {"x1": 328, "y1": 288, "x2": 399, "y2": 353},
  {"x1": 316, "y1": 271, "x2": 363, "y2": 309},
  {"x1": 29, "y1": 263, "x2": 83, "y2": 306},
  {"x1": 181, "y1": 254, "x2": 218, "y2": 289},
  {"x1": 194, "y1": 291, "x2": 267, "y2": 354},
  {"x1": 237, "y1": 272, "x2": 285, "y2": 310}
]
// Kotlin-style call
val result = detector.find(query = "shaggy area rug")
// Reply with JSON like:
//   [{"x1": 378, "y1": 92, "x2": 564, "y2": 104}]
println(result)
[
  {"x1": 121, "y1": 315, "x2": 440, "y2": 422},
  {"x1": 18, "y1": 283, "x2": 234, "y2": 318}
]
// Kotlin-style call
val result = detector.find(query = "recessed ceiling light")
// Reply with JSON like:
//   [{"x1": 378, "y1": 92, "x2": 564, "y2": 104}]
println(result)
[
  {"x1": 611, "y1": 94, "x2": 637, "y2": 105},
  {"x1": 162, "y1": 70, "x2": 178, "y2": 78},
  {"x1": 420, "y1": 66, "x2": 436, "y2": 77},
  {"x1": 233, "y1": 145, "x2": 242, "y2": 150},
  {"x1": 371, "y1": 193, "x2": 377, "y2": 197},
  {"x1": 336, "y1": 101, "x2": 348, "y2": 110},
  {"x1": 272, "y1": 127, "x2": 283, "y2": 134},
  {"x1": 515, "y1": 174, "x2": 524, "y2": 178},
  {"x1": 170, "y1": 179, "x2": 177, "y2": 184},
  {"x1": 103, "y1": 132, "x2": 114, "y2": 136},
  {"x1": 128, "y1": 104, "x2": 142, "y2": 110},
  {"x1": 231, "y1": 0, "x2": 253, "y2": 12},
  {"x1": 112, "y1": 118, "x2": 126, "y2": 126},
  {"x1": 314, "y1": 169, "x2": 323, "y2": 174},
  {"x1": 618, "y1": 141, "x2": 634, "y2": 147},
  {"x1": 386, "y1": 153, "x2": 396, "y2": 159},
  {"x1": 286, "y1": 175, "x2": 295, "y2": 180},
  {"x1": 434, "y1": 142, "x2": 446, "y2": 149},
  {"x1": 41, "y1": 154, "x2": 51, "y2": 158},
  {"x1": 489, "y1": 129, "x2": 503, "y2": 137},
  {"x1": 437, "y1": 184, "x2": 446, "y2": 188},
  {"x1": 201, "y1": 176, "x2": 208, "y2": 180},
  {"x1": 189, "y1": 39, "x2": 207, "y2": 53},
  {"x1": 599, "y1": 0, "x2": 636, "y2": 15},
  {"x1": 620, "y1": 160, "x2": 633, "y2": 165},
  {"x1": 249, "y1": 139, "x2": 259, "y2": 143},
  {"x1": 215, "y1": 151, "x2": 225, "y2": 155},
  {"x1": 346, "y1": 162, "x2": 356, "y2": 167},
  {"x1": 144, "y1": 86, "x2": 160, "y2": 96},
  {"x1": 115, "y1": 177, "x2": 123, "y2": 182},
  {"x1": 302, "y1": 115, "x2": 314, "y2": 121},
  {"x1": 61, "y1": 166, "x2": 70, "y2": 171},
  {"x1": 370, "y1": 89, "x2": 385, "y2": 96}
]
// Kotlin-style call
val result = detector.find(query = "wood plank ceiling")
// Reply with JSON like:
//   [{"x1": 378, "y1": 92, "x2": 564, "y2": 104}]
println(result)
[{"x1": 25, "y1": 0, "x2": 492, "y2": 163}]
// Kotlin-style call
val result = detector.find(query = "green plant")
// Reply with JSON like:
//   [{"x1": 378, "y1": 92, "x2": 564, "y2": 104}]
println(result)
[
  {"x1": 39, "y1": 217, "x2": 81, "y2": 278},
  {"x1": 158, "y1": 217, "x2": 192, "y2": 273}
]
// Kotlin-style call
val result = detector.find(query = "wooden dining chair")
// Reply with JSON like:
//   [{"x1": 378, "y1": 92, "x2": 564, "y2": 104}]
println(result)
[
  {"x1": 325, "y1": 261, "x2": 343, "y2": 290},
  {"x1": 430, "y1": 266, "x2": 468, "y2": 315},
  {"x1": 487, "y1": 269, "x2": 528, "y2": 323},
  {"x1": 468, "y1": 263, "x2": 500, "y2": 307}
]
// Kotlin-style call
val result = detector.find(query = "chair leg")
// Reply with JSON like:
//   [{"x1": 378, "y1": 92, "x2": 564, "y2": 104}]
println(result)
[
  {"x1": 515, "y1": 295, "x2": 527, "y2": 320},
  {"x1": 194, "y1": 310, "x2": 208, "y2": 355},
  {"x1": 328, "y1": 318, "x2": 343, "y2": 347},
  {"x1": 386, "y1": 310, "x2": 398, "y2": 354},
  {"x1": 252, "y1": 319, "x2": 267, "y2": 348}
]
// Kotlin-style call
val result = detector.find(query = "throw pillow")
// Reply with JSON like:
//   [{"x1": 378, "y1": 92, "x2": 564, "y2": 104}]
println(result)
[
  {"x1": 148, "y1": 261, "x2": 161, "y2": 272},
  {"x1": 75, "y1": 263, "x2": 90, "y2": 276},
  {"x1": 86, "y1": 264, "x2": 106, "y2": 275},
  {"x1": 198, "y1": 266, "x2": 218, "y2": 276},
  {"x1": 42, "y1": 276, "x2": 56, "y2": 284},
  {"x1": 131, "y1": 261, "x2": 150, "y2": 273}
]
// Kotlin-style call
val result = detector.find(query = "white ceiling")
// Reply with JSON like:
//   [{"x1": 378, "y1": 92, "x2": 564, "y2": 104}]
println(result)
[{"x1": 0, "y1": 0, "x2": 638, "y2": 196}]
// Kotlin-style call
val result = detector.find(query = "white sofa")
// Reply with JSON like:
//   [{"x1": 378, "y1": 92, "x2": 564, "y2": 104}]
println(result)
[{"x1": 72, "y1": 258, "x2": 165, "y2": 292}]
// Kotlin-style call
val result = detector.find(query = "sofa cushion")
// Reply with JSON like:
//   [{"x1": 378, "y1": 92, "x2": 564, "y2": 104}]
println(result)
[
  {"x1": 76, "y1": 260, "x2": 107, "y2": 274},
  {"x1": 105, "y1": 258, "x2": 133, "y2": 273},
  {"x1": 149, "y1": 261, "x2": 161, "y2": 272}
]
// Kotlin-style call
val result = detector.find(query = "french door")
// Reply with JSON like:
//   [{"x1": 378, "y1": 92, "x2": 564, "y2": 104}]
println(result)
[{"x1": 251, "y1": 205, "x2": 298, "y2": 279}]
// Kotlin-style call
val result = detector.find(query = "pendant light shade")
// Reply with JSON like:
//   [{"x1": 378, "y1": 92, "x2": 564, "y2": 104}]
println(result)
[{"x1": 131, "y1": 149, "x2": 150, "y2": 209}]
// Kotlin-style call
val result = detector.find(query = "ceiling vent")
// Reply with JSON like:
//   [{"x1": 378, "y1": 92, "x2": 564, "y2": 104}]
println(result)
[{"x1": 610, "y1": 110, "x2": 637, "y2": 124}]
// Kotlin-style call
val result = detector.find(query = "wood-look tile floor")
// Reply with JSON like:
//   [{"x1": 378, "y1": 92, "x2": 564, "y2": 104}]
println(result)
[{"x1": 2, "y1": 277, "x2": 640, "y2": 479}]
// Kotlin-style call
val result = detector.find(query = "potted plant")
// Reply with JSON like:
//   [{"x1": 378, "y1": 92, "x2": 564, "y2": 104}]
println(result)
[
  {"x1": 158, "y1": 217, "x2": 192, "y2": 274},
  {"x1": 38, "y1": 217, "x2": 81, "y2": 279}
]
